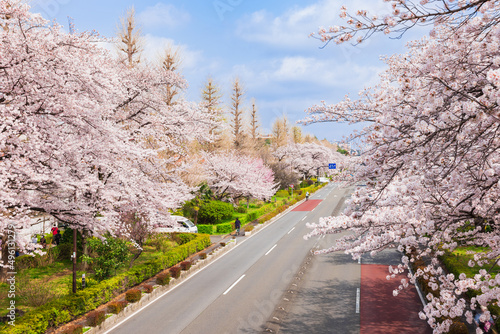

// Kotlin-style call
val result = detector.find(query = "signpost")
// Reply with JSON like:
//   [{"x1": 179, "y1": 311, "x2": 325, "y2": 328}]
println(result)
[{"x1": 329, "y1": 163, "x2": 337, "y2": 169}]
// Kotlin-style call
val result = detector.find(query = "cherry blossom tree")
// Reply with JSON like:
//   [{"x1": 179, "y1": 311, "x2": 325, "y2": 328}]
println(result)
[
  {"x1": 201, "y1": 151, "x2": 278, "y2": 203},
  {"x1": 272, "y1": 143, "x2": 347, "y2": 180},
  {"x1": 312, "y1": 0, "x2": 499, "y2": 45},
  {"x1": 0, "y1": 0, "x2": 217, "y2": 264},
  {"x1": 303, "y1": 5, "x2": 500, "y2": 332}
]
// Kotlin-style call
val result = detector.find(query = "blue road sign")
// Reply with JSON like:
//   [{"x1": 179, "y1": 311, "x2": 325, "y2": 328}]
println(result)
[{"x1": 329, "y1": 163, "x2": 336, "y2": 169}]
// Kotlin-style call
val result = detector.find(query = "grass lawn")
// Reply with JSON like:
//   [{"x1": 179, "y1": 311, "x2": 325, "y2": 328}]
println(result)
[{"x1": 441, "y1": 246, "x2": 499, "y2": 279}]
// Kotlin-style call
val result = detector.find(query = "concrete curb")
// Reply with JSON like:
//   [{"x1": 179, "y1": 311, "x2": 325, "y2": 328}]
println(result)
[{"x1": 86, "y1": 240, "x2": 238, "y2": 334}]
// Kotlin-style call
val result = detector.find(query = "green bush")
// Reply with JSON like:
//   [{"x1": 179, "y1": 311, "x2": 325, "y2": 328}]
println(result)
[
  {"x1": 1, "y1": 234, "x2": 211, "y2": 334},
  {"x1": 82, "y1": 236, "x2": 129, "y2": 281},
  {"x1": 86, "y1": 310, "x2": 105, "y2": 327},
  {"x1": 245, "y1": 211, "x2": 259, "y2": 222},
  {"x1": 216, "y1": 223, "x2": 233, "y2": 234},
  {"x1": 125, "y1": 289, "x2": 142, "y2": 303},
  {"x1": 145, "y1": 234, "x2": 173, "y2": 252},
  {"x1": 107, "y1": 300, "x2": 128, "y2": 314},
  {"x1": 275, "y1": 190, "x2": 289, "y2": 198},
  {"x1": 236, "y1": 206, "x2": 248, "y2": 213},
  {"x1": 15, "y1": 246, "x2": 62, "y2": 270},
  {"x1": 197, "y1": 225, "x2": 215, "y2": 234},
  {"x1": 198, "y1": 201, "x2": 234, "y2": 224},
  {"x1": 171, "y1": 233, "x2": 196, "y2": 245},
  {"x1": 199, "y1": 252, "x2": 207, "y2": 260},
  {"x1": 156, "y1": 273, "x2": 171, "y2": 286},
  {"x1": 57, "y1": 243, "x2": 73, "y2": 260}
]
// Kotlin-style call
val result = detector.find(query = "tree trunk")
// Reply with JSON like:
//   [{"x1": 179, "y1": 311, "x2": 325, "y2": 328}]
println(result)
[
  {"x1": 0, "y1": 233, "x2": 10, "y2": 282},
  {"x1": 128, "y1": 249, "x2": 143, "y2": 269},
  {"x1": 247, "y1": 196, "x2": 250, "y2": 209}
]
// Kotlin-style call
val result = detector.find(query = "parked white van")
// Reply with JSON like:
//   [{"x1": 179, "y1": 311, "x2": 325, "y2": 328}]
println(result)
[{"x1": 154, "y1": 215, "x2": 198, "y2": 233}]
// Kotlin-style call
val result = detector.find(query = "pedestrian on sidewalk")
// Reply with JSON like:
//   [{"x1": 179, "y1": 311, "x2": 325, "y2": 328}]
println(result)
[
  {"x1": 235, "y1": 218, "x2": 241, "y2": 236},
  {"x1": 40, "y1": 235, "x2": 47, "y2": 249},
  {"x1": 54, "y1": 230, "x2": 61, "y2": 245},
  {"x1": 306, "y1": 191, "x2": 309, "y2": 201}
]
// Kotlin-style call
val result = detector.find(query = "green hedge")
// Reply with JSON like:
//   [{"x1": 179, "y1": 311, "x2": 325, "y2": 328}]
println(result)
[
  {"x1": 2, "y1": 234, "x2": 211, "y2": 334},
  {"x1": 197, "y1": 201, "x2": 234, "y2": 224},
  {"x1": 215, "y1": 223, "x2": 233, "y2": 234},
  {"x1": 197, "y1": 225, "x2": 215, "y2": 234}
]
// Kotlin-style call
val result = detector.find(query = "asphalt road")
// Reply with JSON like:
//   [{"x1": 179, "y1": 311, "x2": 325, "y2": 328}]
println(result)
[
  {"x1": 105, "y1": 182, "x2": 347, "y2": 334},
  {"x1": 270, "y1": 187, "x2": 431, "y2": 334}
]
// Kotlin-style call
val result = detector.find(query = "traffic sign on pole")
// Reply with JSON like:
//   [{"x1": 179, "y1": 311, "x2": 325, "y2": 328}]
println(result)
[{"x1": 329, "y1": 163, "x2": 336, "y2": 169}]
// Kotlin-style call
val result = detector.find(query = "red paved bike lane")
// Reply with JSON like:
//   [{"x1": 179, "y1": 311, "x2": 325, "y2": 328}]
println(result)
[
  {"x1": 292, "y1": 200, "x2": 322, "y2": 211},
  {"x1": 360, "y1": 264, "x2": 432, "y2": 334}
]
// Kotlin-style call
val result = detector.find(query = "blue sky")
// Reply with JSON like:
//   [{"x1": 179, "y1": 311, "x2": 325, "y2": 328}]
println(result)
[{"x1": 30, "y1": 0, "x2": 426, "y2": 143}]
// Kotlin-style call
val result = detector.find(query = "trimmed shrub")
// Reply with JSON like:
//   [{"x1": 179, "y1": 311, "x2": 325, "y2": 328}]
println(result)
[
  {"x1": 198, "y1": 201, "x2": 234, "y2": 224},
  {"x1": 216, "y1": 223, "x2": 233, "y2": 234},
  {"x1": 180, "y1": 261, "x2": 192, "y2": 271},
  {"x1": 143, "y1": 284, "x2": 154, "y2": 293},
  {"x1": 125, "y1": 288, "x2": 142, "y2": 303},
  {"x1": 197, "y1": 225, "x2": 215, "y2": 234},
  {"x1": 170, "y1": 266, "x2": 181, "y2": 279},
  {"x1": 199, "y1": 252, "x2": 207, "y2": 260},
  {"x1": 156, "y1": 272, "x2": 171, "y2": 286},
  {"x1": 86, "y1": 310, "x2": 106, "y2": 327},
  {"x1": 60, "y1": 324, "x2": 83, "y2": 334},
  {"x1": 220, "y1": 242, "x2": 226, "y2": 247},
  {"x1": 107, "y1": 300, "x2": 128, "y2": 314},
  {"x1": 244, "y1": 225, "x2": 254, "y2": 232}
]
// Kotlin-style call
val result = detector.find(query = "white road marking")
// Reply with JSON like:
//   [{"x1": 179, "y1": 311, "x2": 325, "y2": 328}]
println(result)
[
  {"x1": 265, "y1": 244, "x2": 278, "y2": 256},
  {"x1": 288, "y1": 227, "x2": 296, "y2": 234},
  {"x1": 301, "y1": 217, "x2": 307, "y2": 221},
  {"x1": 223, "y1": 275, "x2": 246, "y2": 295},
  {"x1": 356, "y1": 288, "x2": 360, "y2": 313}
]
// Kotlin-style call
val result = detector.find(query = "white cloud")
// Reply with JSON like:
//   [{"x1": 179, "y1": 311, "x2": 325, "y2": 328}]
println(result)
[
  {"x1": 137, "y1": 3, "x2": 191, "y2": 29},
  {"x1": 236, "y1": 0, "x2": 393, "y2": 48},
  {"x1": 142, "y1": 34, "x2": 203, "y2": 70},
  {"x1": 229, "y1": 56, "x2": 384, "y2": 96}
]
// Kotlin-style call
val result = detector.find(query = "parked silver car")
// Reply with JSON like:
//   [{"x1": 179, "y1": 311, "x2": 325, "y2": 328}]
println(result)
[{"x1": 154, "y1": 215, "x2": 198, "y2": 233}]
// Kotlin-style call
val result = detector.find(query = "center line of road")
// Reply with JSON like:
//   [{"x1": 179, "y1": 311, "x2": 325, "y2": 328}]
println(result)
[
  {"x1": 356, "y1": 288, "x2": 360, "y2": 314},
  {"x1": 265, "y1": 244, "x2": 277, "y2": 256},
  {"x1": 288, "y1": 227, "x2": 295, "y2": 234},
  {"x1": 223, "y1": 275, "x2": 245, "y2": 295},
  {"x1": 301, "y1": 217, "x2": 306, "y2": 221}
]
